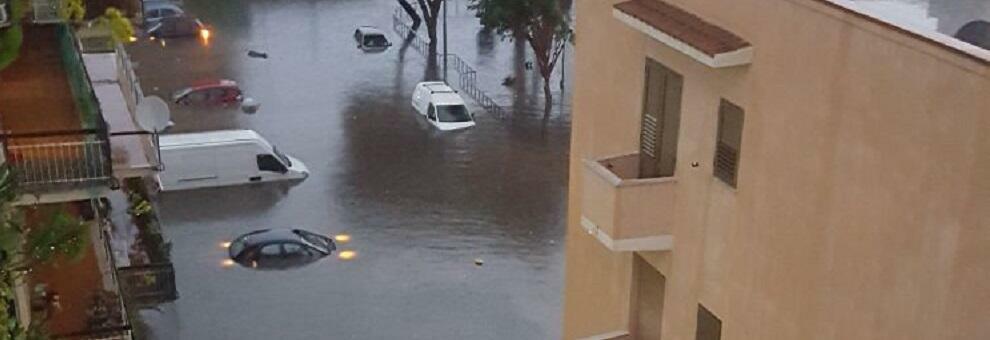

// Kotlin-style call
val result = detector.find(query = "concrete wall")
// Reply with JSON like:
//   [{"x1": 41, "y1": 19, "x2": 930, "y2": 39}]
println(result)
[{"x1": 562, "y1": 0, "x2": 990, "y2": 339}]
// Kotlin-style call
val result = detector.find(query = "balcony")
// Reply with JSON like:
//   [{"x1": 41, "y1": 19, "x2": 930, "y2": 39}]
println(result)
[
  {"x1": 0, "y1": 23, "x2": 159, "y2": 202},
  {"x1": 27, "y1": 203, "x2": 133, "y2": 340},
  {"x1": 2, "y1": 129, "x2": 114, "y2": 204},
  {"x1": 581, "y1": 153, "x2": 676, "y2": 251}
]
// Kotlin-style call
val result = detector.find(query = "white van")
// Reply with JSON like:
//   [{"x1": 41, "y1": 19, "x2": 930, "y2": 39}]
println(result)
[
  {"x1": 156, "y1": 130, "x2": 309, "y2": 191},
  {"x1": 411, "y1": 81, "x2": 475, "y2": 131}
]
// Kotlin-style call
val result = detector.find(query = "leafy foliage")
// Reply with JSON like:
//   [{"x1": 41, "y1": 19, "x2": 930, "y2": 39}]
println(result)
[
  {"x1": 470, "y1": 0, "x2": 572, "y2": 115},
  {"x1": 60, "y1": 0, "x2": 86, "y2": 23},
  {"x1": 0, "y1": 165, "x2": 90, "y2": 339},
  {"x1": 97, "y1": 7, "x2": 133, "y2": 43},
  {"x1": 0, "y1": 0, "x2": 27, "y2": 70}
]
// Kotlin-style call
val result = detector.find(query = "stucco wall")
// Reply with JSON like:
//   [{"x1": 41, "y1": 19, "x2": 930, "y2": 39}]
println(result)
[{"x1": 562, "y1": 0, "x2": 990, "y2": 339}]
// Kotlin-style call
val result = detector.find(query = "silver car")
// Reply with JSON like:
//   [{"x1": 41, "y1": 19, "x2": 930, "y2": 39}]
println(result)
[
  {"x1": 143, "y1": 1, "x2": 184, "y2": 26},
  {"x1": 354, "y1": 26, "x2": 392, "y2": 52}
]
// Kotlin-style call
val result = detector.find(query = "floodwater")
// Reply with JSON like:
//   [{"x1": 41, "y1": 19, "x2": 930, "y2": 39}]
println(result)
[{"x1": 127, "y1": 0, "x2": 571, "y2": 339}]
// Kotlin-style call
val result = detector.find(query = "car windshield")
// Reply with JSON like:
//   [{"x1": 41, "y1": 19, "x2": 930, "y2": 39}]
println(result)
[
  {"x1": 295, "y1": 230, "x2": 331, "y2": 250},
  {"x1": 229, "y1": 239, "x2": 246, "y2": 257},
  {"x1": 436, "y1": 105, "x2": 472, "y2": 123},
  {"x1": 363, "y1": 35, "x2": 388, "y2": 47},
  {"x1": 272, "y1": 146, "x2": 291, "y2": 167}
]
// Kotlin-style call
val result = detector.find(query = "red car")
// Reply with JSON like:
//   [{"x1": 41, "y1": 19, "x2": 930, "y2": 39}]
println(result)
[{"x1": 172, "y1": 79, "x2": 243, "y2": 106}]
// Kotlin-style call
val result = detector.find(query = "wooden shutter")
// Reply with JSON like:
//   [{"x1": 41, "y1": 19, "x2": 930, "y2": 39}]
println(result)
[
  {"x1": 639, "y1": 59, "x2": 682, "y2": 179},
  {"x1": 714, "y1": 100, "x2": 744, "y2": 187}
]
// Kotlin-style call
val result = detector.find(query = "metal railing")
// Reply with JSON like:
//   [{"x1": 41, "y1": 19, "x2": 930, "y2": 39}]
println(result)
[
  {"x1": 1, "y1": 129, "x2": 114, "y2": 192},
  {"x1": 392, "y1": 8, "x2": 506, "y2": 118},
  {"x1": 31, "y1": 0, "x2": 61, "y2": 24},
  {"x1": 58, "y1": 23, "x2": 106, "y2": 129},
  {"x1": 117, "y1": 263, "x2": 178, "y2": 307},
  {"x1": 53, "y1": 327, "x2": 133, "y2": 340}
]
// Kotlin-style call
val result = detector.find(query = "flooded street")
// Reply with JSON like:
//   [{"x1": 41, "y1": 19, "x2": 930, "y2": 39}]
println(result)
[{"x1": 128, "y1": 0, "x2": 571, "y2": 339}]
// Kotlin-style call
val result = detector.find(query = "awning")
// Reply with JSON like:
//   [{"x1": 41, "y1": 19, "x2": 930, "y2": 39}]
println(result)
[{"x1": 614, "y1": 0, "x2": 753, "y2": 68}]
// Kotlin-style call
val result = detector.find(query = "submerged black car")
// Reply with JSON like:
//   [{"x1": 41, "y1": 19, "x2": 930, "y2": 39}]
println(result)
[{"x1": 228, "y1": 229, "x2": 336, "y2": 270}]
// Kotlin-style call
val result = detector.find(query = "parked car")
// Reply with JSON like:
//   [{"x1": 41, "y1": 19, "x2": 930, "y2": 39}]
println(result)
[
  {"x1": 172, "y1": 79, "x2": 242, "y2": 106},
  {"x1": 411, "y1": 81, "x2": 475, "y2": 131},
  {"x1": 147, "y1": 15, "x2": 206, "y2": 39},
  {"x1": 228, "y1": 229, "x2": 336, "y2": 270},
  {"x1": 156, "y1": 129, "x2": 309, "y2": 191},
  {"x1": 142, "y1": 1, "x2": 184, "y2": 26},
  {"x1": 353, "y1": 26, "x2": 391, "y2": 52}
]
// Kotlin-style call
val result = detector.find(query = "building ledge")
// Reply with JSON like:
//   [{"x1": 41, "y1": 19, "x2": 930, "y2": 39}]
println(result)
[
  {"x1": 82, "y1": 52, "x2": 161, "y2": 179},
  {"x1": 582, "y1": 216, "x2": 674, "y2": 252},
  {"x1": 577, "y1": 330, "x2": 631, "y2": 340},
  {"x1": 613, "y1": 0, "x2": 753, "y2": 68}
]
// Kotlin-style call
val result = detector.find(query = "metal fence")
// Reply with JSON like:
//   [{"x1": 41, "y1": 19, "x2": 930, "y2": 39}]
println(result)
[
  {"x1": 58, "y1": 22, "x2": 106, "y2": 129},
  {"x1": 53, "y1": 327, "x2": 133, "y2": 340},
  {"x1": 31, "y1": 0, "x2": 61, "y2": 23},
  {"x1": 392, "y1": 8, "x2": 506, "y2": 118},
  {"x1": 117, "y1": 263, "x2": 178, "y2": 307},
  {"x1": 2, "y1": 130, "x2": 114, "y2": 191}
]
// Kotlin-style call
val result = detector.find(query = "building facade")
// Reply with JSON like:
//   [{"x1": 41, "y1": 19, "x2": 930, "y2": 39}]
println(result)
[
  {"x1": 562, "y1": 0, "x2": 989, "y2": 339},
  {"x1": 1, "y1": 5, "x2": 171, "y2": 337}
]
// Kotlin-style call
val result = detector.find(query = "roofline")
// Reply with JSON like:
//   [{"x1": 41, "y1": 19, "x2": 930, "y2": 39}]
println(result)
[{"x1": 811, "y1": 0, "x2": 990, "y2": 66}]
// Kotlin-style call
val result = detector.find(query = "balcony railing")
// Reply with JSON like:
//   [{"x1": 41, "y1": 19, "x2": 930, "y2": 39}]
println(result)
[
  {"x1": 31, "y1": 0, "x2": 61, "y2": 23},
  {"x1": 1, "y1": 129, "x2": 114, "y2": 195},
  {"x1": 581, "y1": 153, "x2": 676, "y2": 251},
  {"x1": 117, "y1": 263, "x2": 178, "y2": 307},
  {"x1": 53, "y1": 327, "x2": 133, "y2": 340}
]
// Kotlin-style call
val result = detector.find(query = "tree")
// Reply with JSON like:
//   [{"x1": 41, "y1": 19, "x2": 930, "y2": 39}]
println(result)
[
  {"x1": 471, "y1": 0, "x2": 572, "y2": 116},
  {"x1": 0, "y1": 0, "x2": 27, "y2": 71},
  {"x1": 397, "y1": 0, "x2": 421, "y2": 30},
  {"x1": 0, "y1": 166, "x2": 89, "y2": 340},
  {"x1": 413, "y1": 0, "x2": 444, "y2": 52},
  {"x1": 0, "y1": 0, "x2": 134, "y2": 71}
]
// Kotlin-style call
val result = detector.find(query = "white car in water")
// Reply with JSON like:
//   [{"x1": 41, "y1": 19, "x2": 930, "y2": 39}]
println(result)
[{"x1": 411, "y1": 81, "x2": 475, "y2": 131}]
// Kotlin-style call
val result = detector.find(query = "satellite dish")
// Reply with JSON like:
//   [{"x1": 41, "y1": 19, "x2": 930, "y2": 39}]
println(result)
[{"x1": 135, "y1": 96, "x2": 171, "y2": 132}]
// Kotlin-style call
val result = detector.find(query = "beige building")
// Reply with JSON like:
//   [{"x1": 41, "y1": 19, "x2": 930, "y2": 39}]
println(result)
[{"x1": 562, "y1": 0, "x2": 989, "y2": 339}]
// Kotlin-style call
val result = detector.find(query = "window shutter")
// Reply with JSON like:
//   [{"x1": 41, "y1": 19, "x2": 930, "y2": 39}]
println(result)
[{"x1": 714, "y1": 100, "x2": 744, "y2": 187}]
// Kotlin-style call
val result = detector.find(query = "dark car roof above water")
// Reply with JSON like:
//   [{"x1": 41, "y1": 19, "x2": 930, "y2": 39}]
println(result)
[{"x1": 237, "y1": 229, "x2": 308, "y2": 244}]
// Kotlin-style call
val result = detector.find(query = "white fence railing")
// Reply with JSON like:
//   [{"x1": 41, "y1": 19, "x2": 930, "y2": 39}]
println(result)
[
  {"x1": 4, "y1": 137, "x2": 113, "y2": 189},
  {"x1": 31, "y1": 0, "x2": 61, "y2": 23}
]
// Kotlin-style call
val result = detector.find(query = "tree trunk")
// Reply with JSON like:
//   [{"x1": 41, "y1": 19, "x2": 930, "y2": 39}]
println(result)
[
  {"x1": 426, "y1": 18, "x2": 438, "y2": 53},
  {"x1": 397, "y1": 0, "x2": 421, "y2": 28},
  {"x1": 543, "y1": 76, "x2": 553, "y2": 117}
]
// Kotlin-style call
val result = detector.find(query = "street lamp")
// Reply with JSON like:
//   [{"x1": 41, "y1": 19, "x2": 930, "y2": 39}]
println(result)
[{"x1": 443, "y1": 0, "x2": 448, "y2": 83}]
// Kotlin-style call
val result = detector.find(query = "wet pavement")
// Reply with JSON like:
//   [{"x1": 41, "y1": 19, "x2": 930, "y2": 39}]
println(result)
[{"x1": 127, "y1": 0, "x2": 571, "y2": 339}]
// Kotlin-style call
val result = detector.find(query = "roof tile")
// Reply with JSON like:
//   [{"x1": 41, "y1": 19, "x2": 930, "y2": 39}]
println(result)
[{"x1": 615, "y1": 0, "x2": 750, "y2": 56}]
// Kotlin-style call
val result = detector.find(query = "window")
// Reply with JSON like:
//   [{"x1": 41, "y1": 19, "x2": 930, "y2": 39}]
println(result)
[
  {"x1": 272, "y1": 146, "x2": 292, "y2": 167},
  {"x1": 427, "y1": 104, "x2": 437, "y2": 121},
  {"x1": 283, "y1": 243, "x2": 305, "y2": 257},
  {"x1": 714, "y1": 100, "x2": 744, "y2": 187},
  {"x1": 259, "y1": 244, "x2": 281, "y2": 257},
  {"x1": 436, "y1": 105, "x2": 472, "y2": 123},
  {"x1": 695, "y1": 304, "x2": 722, "y2": 340},
  {"x1": 257, "y1": 154, "x2": 288, "y2": 173},
  {"x1": 363, "y1": 35, "x2": 388, "y2": 47}
]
